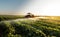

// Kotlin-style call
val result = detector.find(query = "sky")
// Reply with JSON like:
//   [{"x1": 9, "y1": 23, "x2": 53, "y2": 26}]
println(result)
[
  {"x1": 0, "y1": 0, "x2": 60, "y2": 16},
  {"x1": 0, "y1": 0, "x2": 30, "y2": 15}
]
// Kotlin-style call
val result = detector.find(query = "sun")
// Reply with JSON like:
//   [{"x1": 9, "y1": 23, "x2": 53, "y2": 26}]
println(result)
[{"x1": 18, "y1": 0, "x2": 60, "y2": 16}]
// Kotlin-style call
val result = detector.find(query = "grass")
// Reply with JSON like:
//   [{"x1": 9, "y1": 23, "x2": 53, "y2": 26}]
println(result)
[
  {"x1": 0, "y1": 15, "x2": 24, "y2": 21},
  {"x1": 0, "y1": 15, "x2": 60, "y2": 37}
]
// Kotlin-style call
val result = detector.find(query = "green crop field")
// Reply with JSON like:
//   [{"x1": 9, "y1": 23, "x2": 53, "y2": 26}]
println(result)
[
  {"x1": 0, "y1": 15, "x2": 24, "y2": 21},
  {"x1": 0, "y1": 16, "x2": 60, "y2": 37}
]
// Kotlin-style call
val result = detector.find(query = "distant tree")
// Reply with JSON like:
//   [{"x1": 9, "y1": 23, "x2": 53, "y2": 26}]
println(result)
[
  {"x1": 25, "y1": 12, "x2": 34, "y2": 18},
  {"x1": 27, "y1": 13, "x2": 31, "y2": 15}
]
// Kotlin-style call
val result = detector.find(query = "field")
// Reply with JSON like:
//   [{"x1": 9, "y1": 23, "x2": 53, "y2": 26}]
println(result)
[
  {"x1": 0, "y1": 15, "x2": 24, "y2": 21},
  {"x1": 0, "y1": 15, "x2": 60, "y2": 37}
]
